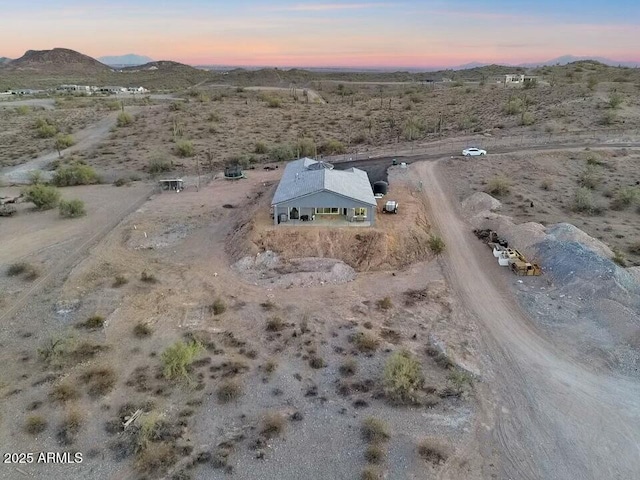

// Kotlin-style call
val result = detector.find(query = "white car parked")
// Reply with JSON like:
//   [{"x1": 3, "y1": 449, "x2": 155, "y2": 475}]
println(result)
[{"x1": 462, "y1": 147, "x2": 487, "y2": 156}]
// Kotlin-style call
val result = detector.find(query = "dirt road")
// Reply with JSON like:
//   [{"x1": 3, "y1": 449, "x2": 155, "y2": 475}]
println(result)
[
  {"x1": 416, "y1": 160, "x2": 640, "y2": 480},
  {"x1": 0, "y1": 110, "x2": 126, "y2": 184}
]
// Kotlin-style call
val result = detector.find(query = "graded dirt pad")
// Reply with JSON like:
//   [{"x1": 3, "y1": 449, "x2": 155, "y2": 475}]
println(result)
[
  {"x1": 231, "y1": 175, "x2": 432, "y2": 272},
  {"x1": 0, "y1": 167, "x2": 481, "y2": 480},
  {"x1": 441, "y1": 148, "x2": 640, "y2": 265}
]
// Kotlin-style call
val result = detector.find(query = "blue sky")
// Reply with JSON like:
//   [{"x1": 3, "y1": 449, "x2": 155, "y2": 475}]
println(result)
[{"x1": 0, "y1": 1, "x2": 638, "y2": 67}]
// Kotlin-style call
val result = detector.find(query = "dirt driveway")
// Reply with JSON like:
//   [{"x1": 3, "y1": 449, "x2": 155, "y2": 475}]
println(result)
[{"x1": 415, "y1": 160, "x2": 640, "y2": 480}]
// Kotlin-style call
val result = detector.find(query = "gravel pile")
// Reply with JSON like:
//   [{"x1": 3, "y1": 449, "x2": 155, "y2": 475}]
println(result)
[
  {"x1": 461, "y1": 192, "x2": 502, "y2": 217},
  {"x1": 462, "y1": 192, "x2": 640, "y2": 376}
]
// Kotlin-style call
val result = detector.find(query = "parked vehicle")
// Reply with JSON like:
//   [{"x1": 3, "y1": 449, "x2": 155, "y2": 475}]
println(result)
[
  {"x1": 382, "y1": 201, "x2": 398, "y2": 213},
  {"x1": 462, "y1": 147, "x2": 487, "y2": 156}
]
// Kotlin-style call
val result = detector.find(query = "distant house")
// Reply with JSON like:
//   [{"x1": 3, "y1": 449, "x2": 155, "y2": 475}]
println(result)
[
  {"x1": 500, "y1": 74, "x2": 539, "y2": 85},
  {"x1": 126, "y1": 86, "x2": 149, "y2": 93},
  {"x1": 97, "y1": 86, "x2": 126, "y2": 93},
  {"x1": 271, "y1": 158, "x2": 377, "y2": 226},
  {"x1": 58, "y1": 84, "x2": 93, "y2": 94}
]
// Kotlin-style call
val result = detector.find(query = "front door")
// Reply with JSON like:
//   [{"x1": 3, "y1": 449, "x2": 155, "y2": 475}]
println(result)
[{"x1": 290, "y1": 207, "x2": 299, "y2": 220}]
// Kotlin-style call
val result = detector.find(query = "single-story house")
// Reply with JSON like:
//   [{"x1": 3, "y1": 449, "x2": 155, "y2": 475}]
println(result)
[
  {"x1": 500, "y1": 74, "x2": 539, "y2": 85},
  {"x1": 271, "y1": 158, "x2": 377, "y2": 226}
]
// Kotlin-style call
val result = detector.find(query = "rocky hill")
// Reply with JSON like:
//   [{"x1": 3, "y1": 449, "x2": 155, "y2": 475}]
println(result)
[
  {"x1": 120, "y1": 60, "x2": 202, "y2": 73},
  {"x1": 4, "y1": 48, "x2": 111, "y2": 74}
]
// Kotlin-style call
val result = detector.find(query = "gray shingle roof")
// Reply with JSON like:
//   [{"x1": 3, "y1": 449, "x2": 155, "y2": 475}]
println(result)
[{"x1": 271, "y1": 158, "x2": 376, "y2": 206}]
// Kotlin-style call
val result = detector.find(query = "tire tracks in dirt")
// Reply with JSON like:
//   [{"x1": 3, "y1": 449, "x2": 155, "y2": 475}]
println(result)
[
  {"x1": 415, "y1": 160, "x2": 640, "y2": 480},
  {"x1": 0, "y1": 186, "x2": 155, "y2": 326}
]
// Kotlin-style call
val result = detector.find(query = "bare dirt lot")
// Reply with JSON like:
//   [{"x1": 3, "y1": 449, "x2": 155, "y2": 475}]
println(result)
[{"x1": 0, "y1": 168, "x2": 479, "y2": 480}]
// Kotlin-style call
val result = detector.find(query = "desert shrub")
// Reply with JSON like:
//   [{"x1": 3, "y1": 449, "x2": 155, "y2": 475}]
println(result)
[
  {"x1": 29, "y1": 170, "x2": 44, "y2": 184},
  {"x1": 55, "y1": 133, "x2": 75, "y2": 150},
  {"x1": 383, "y1": 349, "x2": 424, "y2": 405},
  {"x1": 38, "y1": 337, "x2": 106, "y2": 368},
  {"x1": 59, "y1": 199, "x2": 86, "y2": 218},
  {"x1": 353, "y1": 332, "x2": 380, "y2": 353},
  {"x1": 587, "y1": 76, "x2": 598, "y2": 91},
  {"x1": 15, "y1": 105, "x2": 31, "y2": 115},
  {"x1": 260, "y1": 412, "x2": 286, "y2": 438},
  {"x1": 608, "y1": 92, "x2": 623, "y2": 109},
  {"x1": 161, "y1": 340, "x2": 204, "y2": 380},
  {"x1": 376, "y1": 296, "x2": 393, "y2": 310},
  {"x1": 148, "y1": 158, "x2": 172, "y2": 174},
  {"x1": 57, "y1": 409, "x2": 83, "y2": 446},
  {"x1": 485, "y1": 175, "x2": 511, "y2": 196},
  {"x1": 176, "y1": 139, "x2": 194, "y2": 157},
  {"x1": 24, "y1": 415, "x2": 47, "y2": 435},
  {"x1": 321, "y1": 139, "x2": 346, "y2": 155},
  {"x1": 572, "y1": 187, "x2": 594, "y2": 213},
  {"x1": 295, "y1": 137, "x2": 316, "y2": 157},
  {"x1": 269, "y1": 144, "x2": 294, "y2": 161},
  {"x1": 628, "y1": 242, "x2": 640, "y2": 255},
  {"x1": 52, "y1": 163, "x2": 99, "y2": 186},
  {"x1": 210, "y1": 299, "x2": 226, "y2": 316},
  {"x1": 364, "y1": 444, "x2": 385, "y2": 464},
  {"x1": 113, "y1": 177, "x2": 130, "y2": 187},
  {"x1": 254, "y1": 141, "x2": 268, "y2": 154},
  {"x1": 50, "y1": 382, "x2": 80, "y2": 403},
  {"x1": 7, "y1": 261, "x2": 36, "y2": 278},
  {"x1": 135, "y1": 442, "x2": 177, "y2": 476},
  {"x1": 361, "y1": 417, "x2": 389, "y2": 443},
  {"x1": 504, "y1": 97, "x2": 523, "y2": 115},
  {"x1": 578, "y1": 165, "x2": 600, "y2": 189},
  {"x1": 520, "y1": 111, "x2": 535, "y2": 126},
  {"x1": 265, "y1": 96, "x2": 282, "y2": 108},
  {"x1": 22, "y1": 184, "x2": 61, "y2": 210},
  {"x1": 417, "y1": 438, "x2": 450, "y2": 465},
  {"x1": 36, "y1": 119, "x2": 58, "y2": 138},
  {"x1": 80, "y1": 366, "x2": 116, "y2": 397},
  {"x1": 133, "y1": 322, "x2": 152, "y2": 338},
  {"x1": 266, "y1": 316, "x2": 285, "y2": 332},
  {"x1": 77, "y1": 315, "x2": 104, "y2": 329},
  {"x1": 309, "y1": 356, "x2": 326, "y2": 369},
  {"x1": 140, "y1": 271, "x2": 157, "y2": 283},
  {"x1": 448, "y1": 370, "x2": 473, "y2": 389},
  {"x1": 216, "y1": 380, "x2": 243, "y2": 403},
  {"x1": 113, "y1": 275, "x2": 128, "y2": 287},
  {"x1": 339, "y1": 359, "x2": 358, "y2": 377},
  {"x1": 610, "y1": 186, "x2": 639, "y2": 210},
  {"x1": 612, "y1": 248, "x2": 626, "y2": 267},
  {"x1": 600, "y1": 111, "x2": 617, "y2": 125},
  {"x1": 117, "y1": 111, "x2": 133, "y2": 127},
  {"x1": 428, "y1": 235, "x2": 446, "y2": 255},
  {"x1": 264, "y1": 359, "x2": 278, "y2": 374}
]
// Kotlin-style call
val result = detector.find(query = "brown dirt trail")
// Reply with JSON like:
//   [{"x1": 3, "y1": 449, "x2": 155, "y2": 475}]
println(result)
[{"x1": 415, "y1": 160, "x2": 640, "y2": 480}]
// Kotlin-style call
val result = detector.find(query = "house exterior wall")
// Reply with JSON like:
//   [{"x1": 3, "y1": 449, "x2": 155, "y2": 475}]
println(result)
[{"x1": 273, "y1": 190, "x2": 376, "y2": 226}]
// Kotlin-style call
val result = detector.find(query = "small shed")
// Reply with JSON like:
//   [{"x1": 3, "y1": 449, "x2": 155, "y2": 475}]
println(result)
[{"x1": 159, "y1": 179, "x2": 184, "y2": 192}]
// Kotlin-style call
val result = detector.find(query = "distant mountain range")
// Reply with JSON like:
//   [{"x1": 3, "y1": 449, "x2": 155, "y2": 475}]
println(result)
[
  {"x1": 98, "y1": 54, "x2": 154, "y2": 67},
  {"x1": 0, "y1": 57, "x2": 12, "y2": 65},
  {"x1": 451, "y1": 55, "x2": 639, "y2": 70}
]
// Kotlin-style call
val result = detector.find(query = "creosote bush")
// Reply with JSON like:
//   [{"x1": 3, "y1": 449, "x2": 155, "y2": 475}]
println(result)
[
  {"x1": 59, "y1": 199, "x2": 86, "y2": 218},
  {"x1": 417, "y1": 438, "x2": 451, "y2": 465},
  {"x1": 77, "y1": 315, "x2": 104, "y2": 329},
  {"x1": 572, "y1": 187, "x2": 595, "y2": 213},
  {"x1": 361, "y1": 417, "x2": 389, "y2": 443},
  {"x1": 117, "y1": 111, "x2": 133, "y2": 127},
  {"x1": 52, "y1": 163, "x2": 99, "y2": 186},
  {"x1": 383, "y1": 349, "x2": 424, "y2": 405},
  {"x1": 376, "y1": 296, "x2": 393, "y2": 310},
  {"x1": 260, "y1": 412, "x2": 286, "y2": 438},
  {"x1": 485, "y1": 175, "x2": 511, "y2": 197},
  {"x1": 428, "y1": 235, "x2": 446, "y2": 255},
  {"x1": 353, "y1": 332, "x2": 380, "y2": 353},
  {"x1": 22, "y1": 184, "x2": 61, "y2": 210},
  {"x1": 161, "y1": 340, "x2": 204, "y2": 380},
  {"x1": 133, "y1": 322, "x2": 153, "y2": 338},
  {"x1": 211, "y1": 298, "x2": 226, "y2": 316},
  {"x1": 175, "y1": 139, "x2": 194, "y2": 157},
  {"x1": 217, "y1": 380, "x2": 243, "y2": 403},
  {"x1": 25, "y1": 415, "x2": 47, "y2": 435}
]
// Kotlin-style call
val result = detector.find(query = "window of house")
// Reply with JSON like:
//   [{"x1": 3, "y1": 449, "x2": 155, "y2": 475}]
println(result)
[
  {"x1": 315, "y1": 208, "x2": 339, "y2": 214},
  {"x1": 355, "y1": 207, "x2": 367, "y2": 216}
]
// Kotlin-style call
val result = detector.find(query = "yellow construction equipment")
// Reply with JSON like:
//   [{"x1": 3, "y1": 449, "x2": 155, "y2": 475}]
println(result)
[{"x1": 510, "y1": 260, "x2": 542, "y2": 276}]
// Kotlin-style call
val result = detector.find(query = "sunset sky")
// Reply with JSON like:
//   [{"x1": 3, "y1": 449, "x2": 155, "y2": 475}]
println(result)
[{"x1": 1, "y1": 0, "x2": 638, "y2": 67}]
